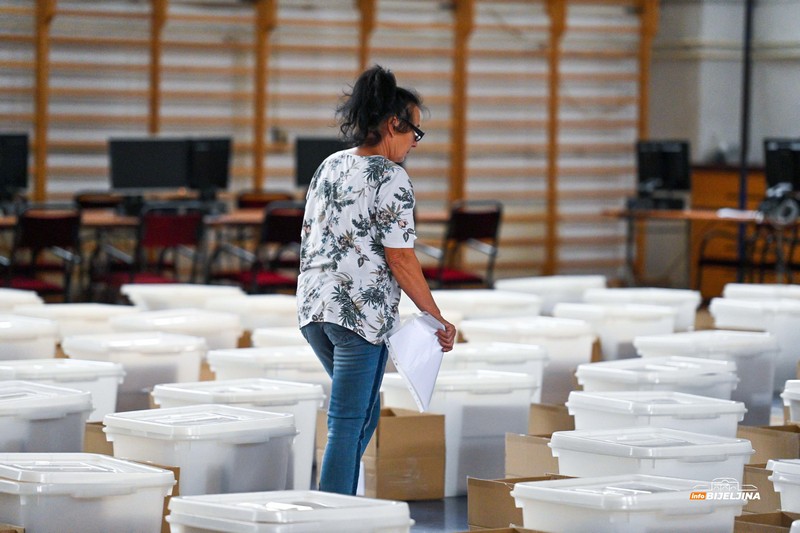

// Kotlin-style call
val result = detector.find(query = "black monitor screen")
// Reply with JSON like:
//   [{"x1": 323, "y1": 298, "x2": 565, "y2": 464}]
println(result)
[
  {"x1": 188, "y1": 137, "x2": 231, "y2": 191},
  {"x1": 109, "y1": 138, "x2": 190, "y2": 190},
  {"x1": 636, "y1": 140, "x2": 691, "y2": 193},
  {"x1": 764, "y1": 138, "x2": 800, "y2": 191},
  {"x1": 0, "y1": 133, "x2": 29, "y2": 190},
  {"x1": 295, "y1": 137, "x2": 350, "y2": 188}
]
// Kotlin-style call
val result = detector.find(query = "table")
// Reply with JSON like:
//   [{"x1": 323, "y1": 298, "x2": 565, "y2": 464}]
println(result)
[
  {"x1": 0, "y1": 207, "x2": 448, "y2": 230},
  {"x1": 603, "y1": 207, "x2": 764, "y2": 288},
  {"x1": 0, "y1": 210, "x2": 137, "y2": 230}
]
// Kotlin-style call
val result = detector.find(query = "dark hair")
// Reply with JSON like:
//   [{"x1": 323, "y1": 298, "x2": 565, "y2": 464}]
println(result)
[{"x1": 336, "y1": 65, "x2": 424, "y2": 147}]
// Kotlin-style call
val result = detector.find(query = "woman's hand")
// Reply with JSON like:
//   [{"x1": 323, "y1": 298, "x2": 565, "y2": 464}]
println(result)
[{"x1": 435, "y1": 317, "x2": 456, "y2": 352}]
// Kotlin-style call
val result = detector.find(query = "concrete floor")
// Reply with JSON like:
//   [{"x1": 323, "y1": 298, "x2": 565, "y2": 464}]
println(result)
[{"x1": 408, "y1": 497, "x2": 469, "y2": 533}]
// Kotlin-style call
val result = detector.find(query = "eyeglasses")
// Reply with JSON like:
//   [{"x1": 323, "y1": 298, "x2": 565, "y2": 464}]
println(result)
[{"x1": 400, "y1": 118, "x2": 425, "y2": 142}]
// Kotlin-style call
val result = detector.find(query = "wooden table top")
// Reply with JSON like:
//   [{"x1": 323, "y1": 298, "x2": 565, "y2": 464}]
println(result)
[
  {"x1": 0, "y1": 207, "x2": 448, "y2": 229},
  {"x1": 603, "y1": 207, "x2": 762, "y2": 223}
]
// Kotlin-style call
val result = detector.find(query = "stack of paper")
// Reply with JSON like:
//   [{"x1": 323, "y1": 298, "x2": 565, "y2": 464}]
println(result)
[{"x1": 384, "y1": 313, "x2": 445, "y2": 412}]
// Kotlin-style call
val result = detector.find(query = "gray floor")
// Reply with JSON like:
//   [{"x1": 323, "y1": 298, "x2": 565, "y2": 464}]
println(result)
[{"x1": 408, "y1": 496, "x2": 468, "y2": 533}]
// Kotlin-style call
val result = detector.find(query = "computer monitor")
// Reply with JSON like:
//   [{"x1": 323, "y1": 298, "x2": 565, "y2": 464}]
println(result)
[
  {"x1": 188, "y1": 137, "x2": 231, "y2": 199},
  {"x1": 0, "y1": 133, "x2": 29, "y2": 197},
  {"x1": 635, "y1": 140, "x2": 691, "y2": 195},
  {"x1": 295, "y1": 137, "x2": 350, "y2": 188},
  {"x1": 764, "y1": 138, "x2": 800, "y2": 191},
  {"x1": 109, "y1": 138, "x2": 191, "y2": 191}
]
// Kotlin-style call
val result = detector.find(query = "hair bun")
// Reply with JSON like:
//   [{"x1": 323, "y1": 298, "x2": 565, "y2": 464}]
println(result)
[
  {"x1": 336, "y1": 65, "x2": 422, "y2": 147},
  {"x1": 371, "y1": 65, "x2": 397, "y2": 108}
]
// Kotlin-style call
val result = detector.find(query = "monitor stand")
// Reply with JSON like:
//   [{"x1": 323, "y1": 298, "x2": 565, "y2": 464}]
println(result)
[
  {"x1": 196, "y1": 188, "x2": 227, "y2": 215},
  {"x1": 117, "y1": 195, "x2": 145, "y2": 217},
  {"x1": 626, "y1": 195, "x2": 685, "y2": 211},
  {"x1": 0, "y1": 189, "x2": 27, "y2": 215}
]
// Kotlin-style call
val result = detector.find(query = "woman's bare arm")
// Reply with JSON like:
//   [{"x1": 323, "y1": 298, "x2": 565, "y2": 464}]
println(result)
[{"x1": 384, "y1": 246, "x2": 456, "y2": 351}]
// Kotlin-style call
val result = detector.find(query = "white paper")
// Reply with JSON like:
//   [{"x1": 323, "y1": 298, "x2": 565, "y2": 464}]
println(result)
[{"x1": 384, "y1": 312, "x2": 445, "y2": 412}]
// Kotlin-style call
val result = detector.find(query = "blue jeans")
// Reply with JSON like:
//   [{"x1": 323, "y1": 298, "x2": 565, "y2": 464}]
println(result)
[{"x1": 301, "y1": 322, "x2": 388, "y2": 495}]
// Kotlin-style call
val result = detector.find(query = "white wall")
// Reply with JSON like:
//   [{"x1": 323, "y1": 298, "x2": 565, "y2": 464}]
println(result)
[
  {"x1": 650, "y1": 0, "x2": 800, "y2": 166},
  {"x1": 650, "y1": 0, "x2": 743, "y2": 164}
]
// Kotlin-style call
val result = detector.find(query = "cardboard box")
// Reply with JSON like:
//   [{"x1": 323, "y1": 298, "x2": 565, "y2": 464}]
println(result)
[
  {"x1": 591, "y1": 338, "x2": 603, "y2": 363},
  {"x1": 734, "y1": 512, "x2": 800, "y2": 532},
  {"x1": 467, "y1": 475, "x2": 570, "y2": 531},
  {"x1": 125, "y1": 460, "x2": 179, "y2": 533},
  {"x1": 505, "y1": 433, "x2": 559, "y2": 478},
  {"x1": 316, "y1": 407, "x2": 445, "y2": 500},
  {"x1": 238, "y1": 331, "x2": 251, "y2": 349},
  {"x1": 0, "y1": 525, "x2": 24, "y2": 533},
  {"x1": 83, "y1": 421, "x2": 113, "y2": 455},
  {"x1": 528, "y1": 403, "x2": 574, "y2": 436},
  {"x1": 199, "y1": 359, "x2": 216, "y2": 381},
  {"x1": 738, "y1": 425, "x2": 800, "y2": 464},
  {"x1": 744, "y1": 463, "x2": 781, "y2": 514}
]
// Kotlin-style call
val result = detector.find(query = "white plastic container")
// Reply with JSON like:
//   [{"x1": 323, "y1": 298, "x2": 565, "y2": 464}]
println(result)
[
  {"x1": 781, "y1": 381, "x2": 800, "y2": 423},
  {"x1": 723, "y1": 282, "x2": 800, "y2": 301},
  {"x1": 396, "y1": 308, "x2": 465, "y2": 332},
  {"x1": 61, "y1": 332, "x2": 206, "y2": 412},
  {"x1": 167, "y1": 490, "x2": 413, "y2": 533},
  {"x1": 121, "y1": 283, "x2": 246, "y2": 311},
  {"x1": 109, "y1": 307, "x2": 243, "y2": 350},
  {"x1": 633, "y1": 330, "x2": 779, "y2": 426},
  {"x1": 381, "y1": 369, "x2": 538, "y2": 497},
  {"x1": 575, "y1": 355, "x2": 739, "y2": 400},
  {"x1": 553, "y1": 302, "x2": 677, "y2": 360},
  {"x1": 566, "y1": 390, "x2": 747, "y2": 437},
  {"x1": 401, "y1": 289, "x2": 543, "y2": 320},
  {"x1": 251, "y1": 326, "x2": 308, "y2": 347},
  {"x1": 152, "y1": 378, "x2": 325, "y2": 490},
  {"x1": 438, "y1": 342, "x2": 548, "y2": 403},
  {"x1": 510, "y1": 474, "x2": 746, "y2": 533},
  {"x1": 104, "y1": 404, "x2": 296, "y2": 496},
  {"x1": 0, "y1": 380, "x2": 92, "y2": 452},
  {"x1": 459, "y1": 315, "x2": 595, "y2": 404},
  {"x1": 207, "y1": 346, "x2": 331, "y2": 408},
  {"x1": 0, "y1": 358, "x2": 125, "y2": 422},
  {"x1": 582, "y1": 287, "x2": 702, "y2": 332},
  {"x1": 205, "y1": 294, "x2": 299, "y2": 330},
  {"x1": 0, "y1": 452, "x2": 175, "y2": 533},
  {"x1": 710, "y1": 297, "x2": 800, "y2": 393},
  {"x1": 0, "y1": 314, "x2": 58, "y2": 359},
  {"x1": 12, "y1": 303, "x2": 139, "y2": 340},
  {"x1": 549, "y1": 427, "x2": 754, "y2": 482},
  {"x1": 768, "y1": 458, "x2": 800, "y2": 513},
  {"x1": 494, "y1": 275, "x2": 607, "y2": 315},
  {"x1": 0, "y1": 288, "x2": 43, "y2": 312}
]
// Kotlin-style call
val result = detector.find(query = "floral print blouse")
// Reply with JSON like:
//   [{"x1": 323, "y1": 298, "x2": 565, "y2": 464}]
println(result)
[{"x1": 297, "y1": 149, "x2": 416, "y2": 345}]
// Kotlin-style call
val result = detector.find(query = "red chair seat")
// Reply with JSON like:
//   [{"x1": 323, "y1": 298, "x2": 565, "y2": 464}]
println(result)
[
  {"x1": 232, "y1": 270, "x2": 296, "y2": 288},
  {"x1": 420, "y1": 267, "x2": 484, "y2": 285},
  {"x1": 101, "y1": 272, "x2": 179, "y2": 285},
  {"x1": 209, "y1": 269, "x2": 297, "y2": 292},
  {"x1": 6, "y1": 277, "x2": 63, "y2": 293}
]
